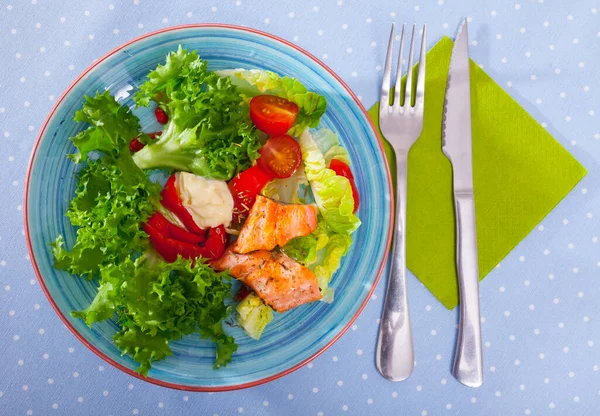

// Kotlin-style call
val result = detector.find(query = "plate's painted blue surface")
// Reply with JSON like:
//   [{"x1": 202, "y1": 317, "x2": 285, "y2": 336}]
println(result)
[
  {"x1": 1, "y1": 1, "x2": 599, "y2": 415},
  {"x1": 24, "y1": 26, "x2": 392, "y2": 389}
]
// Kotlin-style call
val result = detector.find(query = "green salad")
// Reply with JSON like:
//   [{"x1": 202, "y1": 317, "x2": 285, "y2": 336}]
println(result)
[{"x1": 52, "y1": 47, "x2": 361, "y2": 375}]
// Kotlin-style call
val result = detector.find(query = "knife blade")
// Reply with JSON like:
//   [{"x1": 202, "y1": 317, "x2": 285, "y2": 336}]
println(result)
[
  {"x1": 442, "y1": 20, "x2": 474, "y2": 192},
  {"x1": 442, "y1": 20, "x2": 484, "y2": 388}
]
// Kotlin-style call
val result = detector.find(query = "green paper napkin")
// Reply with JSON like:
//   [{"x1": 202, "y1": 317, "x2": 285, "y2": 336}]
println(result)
[{"x1": 368, "y1": 36, "x2": 587, "y2": 309}]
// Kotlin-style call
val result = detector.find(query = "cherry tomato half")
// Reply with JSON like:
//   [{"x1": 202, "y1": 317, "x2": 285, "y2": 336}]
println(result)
[
  {"x1": 329, "y1": 159, "x2": 360, "y2": 213},
  {"x1": 257, "y1": 135, "x2": 302, "y2": 179},
  {"x1": 249, "y1": 95, "x2": 299, "y2": 135}
]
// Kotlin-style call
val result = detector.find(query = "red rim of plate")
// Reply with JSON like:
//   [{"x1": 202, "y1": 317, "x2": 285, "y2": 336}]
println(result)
[{"x1": 23, "y1": 23, "x2": 394, "y2": 392}]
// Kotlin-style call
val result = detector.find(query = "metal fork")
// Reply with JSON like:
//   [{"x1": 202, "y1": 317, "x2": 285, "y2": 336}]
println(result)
[{"x1": 376, "y1": 22, "x2": 427, "y2": 382}]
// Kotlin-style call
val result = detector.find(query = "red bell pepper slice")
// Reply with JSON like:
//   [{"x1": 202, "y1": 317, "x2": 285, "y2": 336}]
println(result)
[
  {"x1": 228, "y1": 165, "x2": 274, "y2": 224},
  {"x1": 203, "y1": 225, "x2": 227, "y2": 260},
  {"x1": 329, "y1": 159, "x2": 360, "y2": 213},
  {"x1": 144, "y1": 225, "x2": 200, "y2": 263},
  {"x1": 129, "y1": 131, "x2": 162, "y2": 153},
  {"x1": 144, "y1": 214, "x2": 227, "y2": 263},
  {"x1": 155, "y1": 106, "x2": 169, "y2": 124},
  {"x1": 146, "y1": 212, "x2": 205, "y2": 244},
  {"x1": 160, "y1": 174, "x2": 204, "y2": 235},
  {"x1": 129, "y1": 137, "x2": 145, "y2": 153}
]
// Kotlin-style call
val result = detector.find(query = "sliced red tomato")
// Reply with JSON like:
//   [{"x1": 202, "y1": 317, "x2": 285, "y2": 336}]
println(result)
[
  {"x1": 257, "y1": 134, "x2": 302, "y2": 179},
  {"x1": 249, "y1": 95, "x2": 299, "y2": 135},
  {"x1": 160, "y1": 174, "x2": 204, "y2": 235},
  {"x1": 329, "y1": 159, "x2": 360, "y2": 213},
  {"x1": 228, "y1": 165, "x2": 274, "y2": 223}
]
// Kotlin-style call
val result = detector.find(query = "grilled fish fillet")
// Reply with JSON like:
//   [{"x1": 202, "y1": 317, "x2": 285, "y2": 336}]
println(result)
[
  {"x1": 233, "y1": 195, "x2": 318, "y2": 254},
  {"x1": 212, "y1": 247, "x2": 322, "y2": 312}
]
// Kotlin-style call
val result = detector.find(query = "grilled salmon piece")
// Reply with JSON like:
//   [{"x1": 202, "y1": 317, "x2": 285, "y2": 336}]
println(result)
[
  {"x1": 233, "y1": 195, "x2": 318, "y2": 254},
  {"x1": 212, "y1": 248, "x2": 272, "y2": 279},
  {"x1": 276, "y1": 203, "x2": 318, "y2": 247},
  {"x1": 212, "y1": 247, "x2": 322, "y2": 313},
  {"x1": 232, "y1": 195, "x2": 278, "y2": 253}
]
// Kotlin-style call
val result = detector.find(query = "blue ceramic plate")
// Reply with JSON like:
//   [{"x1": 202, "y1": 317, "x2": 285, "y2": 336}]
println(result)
[{"x1": 25, "y1": 24, "x2": 393, "y2": 391}]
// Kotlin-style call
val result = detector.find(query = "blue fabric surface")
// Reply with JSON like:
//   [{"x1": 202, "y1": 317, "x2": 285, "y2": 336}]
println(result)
[{"x1": 1, "y1": 1, "x2": 599, "y2": 415}]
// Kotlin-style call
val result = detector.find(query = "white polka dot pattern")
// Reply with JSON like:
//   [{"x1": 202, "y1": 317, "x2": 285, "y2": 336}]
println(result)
[{"x1": 0, "y1": 1, "x2": 598, "y2": 415}]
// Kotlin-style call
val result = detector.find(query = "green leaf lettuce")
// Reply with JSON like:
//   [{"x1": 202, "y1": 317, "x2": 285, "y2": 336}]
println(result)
[
  {"x1": 236, "y1": 293, "x2": 273, "y2": 340},
  {"x1": 73, "y1": 255, "x2": 237, "y2": 376},
  {"x1": 216, "y1": 68, "x2": 327, "y2": 136},
  {"x1": 133, "y1": 47, "x2": 261, "y2": 180},
  {"x1": 55, "y1": 89, "x2": 237, "y2": 375},
  {"x1": 299, "y1": 129, "x2": 360, "y2": 234}
]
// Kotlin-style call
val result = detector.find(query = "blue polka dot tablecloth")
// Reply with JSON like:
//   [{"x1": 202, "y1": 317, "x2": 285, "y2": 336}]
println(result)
[{"x1": 1, "y1": 1, "x2": 599, "y2": 415}]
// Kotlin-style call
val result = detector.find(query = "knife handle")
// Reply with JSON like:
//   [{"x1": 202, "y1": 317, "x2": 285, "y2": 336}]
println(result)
[
  {"x1": 376, "y1": 152, "x2": 414, "y2": 381},
  {"x1": 453, "y1": 192, "x2": 483, "y2": 387}
]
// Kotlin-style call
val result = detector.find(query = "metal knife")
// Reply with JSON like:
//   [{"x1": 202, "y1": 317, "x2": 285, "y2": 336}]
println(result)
[{"x1": 441, "y1": 20, "x2": 484, "y2": 388}]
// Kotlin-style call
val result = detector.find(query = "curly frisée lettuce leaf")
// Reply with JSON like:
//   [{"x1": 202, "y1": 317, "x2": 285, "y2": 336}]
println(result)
[
  {"x1": 69, "y1": 91, "x2": 141, "y2": 163},
  {"x1": 72, "y1": 255, "x2": 237, "y2": 375},
  {"x1": 51, "y1": 156, "x2": 160, "y2": 278},
  {"x1": 216, "y1": 68, "x2": 327, "y2": 136},
  {"x1": 52, "y1": 94, "x2": 160, "y2": 279},
  {"x1": 133, "y1": 46, "x2": 261, "y2": 180},
  {"x1": 54, "y1": 88, "x2": 237, "y2": 373},
  {"x1": 112, "y1": 324, "x2": 173, "y2": 377},
  {"x1": 299, "y1": 129, "x2": 360, "y2": 234}
]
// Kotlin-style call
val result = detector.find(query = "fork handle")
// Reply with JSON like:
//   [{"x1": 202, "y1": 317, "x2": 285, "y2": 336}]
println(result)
[
  {"x1": 452, "y1": 193, "x2": 483, "y2": 387},
  {"x1": 376, "y1": 151, "x2": 414, "y2": 381}
]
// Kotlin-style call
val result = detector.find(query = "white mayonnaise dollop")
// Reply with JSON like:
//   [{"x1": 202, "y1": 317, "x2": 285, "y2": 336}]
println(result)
[{"x1": 175, "y1": 172, "x2": 234, "y2": 229}]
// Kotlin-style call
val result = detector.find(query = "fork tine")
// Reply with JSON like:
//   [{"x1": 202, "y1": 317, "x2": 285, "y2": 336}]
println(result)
[
  {"x1": 392, "y1": 23, "x2": 406, "y2": 108},
  {"x1": 380, "y1": 23, "x2": 395, "y2": 112},
  {"x1": 415, "y1": 25, "x2": 427, "y2": 110},
  {"x1": 403, "y1": 24, "x2": 417, "y2": 107}
]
